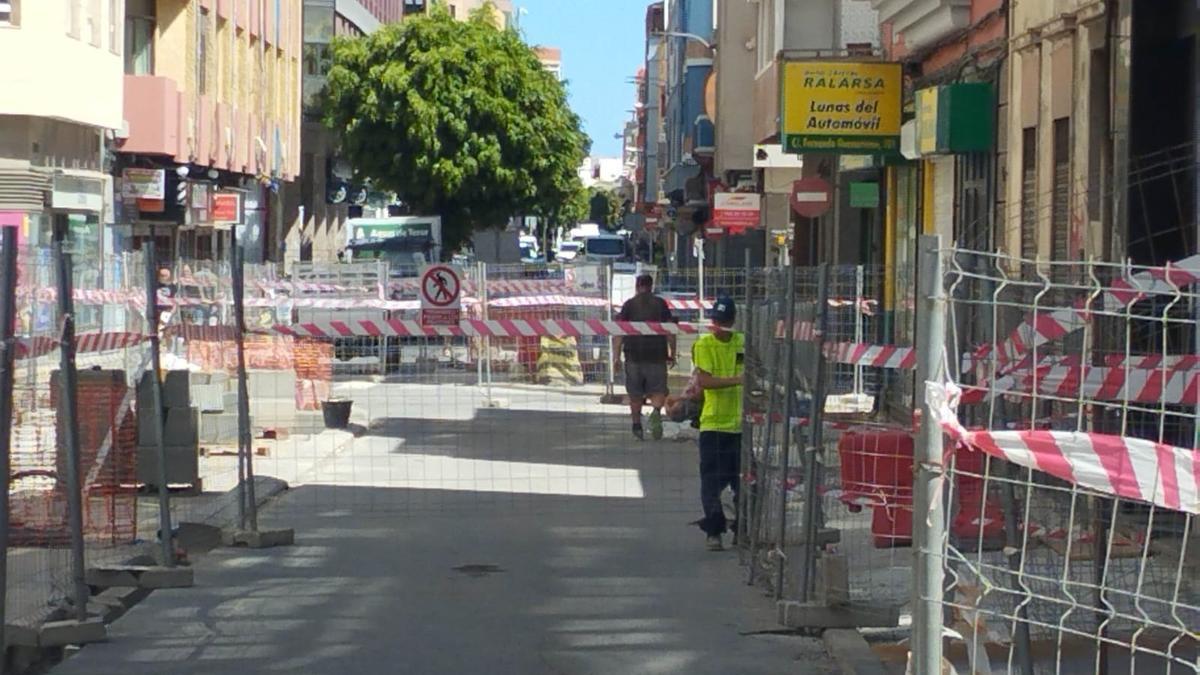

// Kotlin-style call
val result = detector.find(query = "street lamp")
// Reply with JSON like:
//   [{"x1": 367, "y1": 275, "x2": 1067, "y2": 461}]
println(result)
[{"x1": 650, "y1": 31, "x2": 712, "y2": 49}]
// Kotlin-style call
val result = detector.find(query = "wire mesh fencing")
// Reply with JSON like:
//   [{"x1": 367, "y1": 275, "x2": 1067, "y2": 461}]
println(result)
[
  {"x1": 738, "y1": 264, "x2": 919, "y2": 617},
  {"x1": 6, "y1": 243, "x2": 153, "y2": 628},
  {"x1": 912, "y1": 245, "x2": 1200, "y2": 674}
]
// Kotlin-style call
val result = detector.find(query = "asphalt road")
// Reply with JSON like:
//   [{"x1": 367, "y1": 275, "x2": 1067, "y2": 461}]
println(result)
[{"x1": 50, "y1": 383, "x2": 836, "y2": 675}]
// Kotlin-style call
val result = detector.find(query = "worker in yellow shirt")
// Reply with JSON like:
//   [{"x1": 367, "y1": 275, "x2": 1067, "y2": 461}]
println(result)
[{"x1": 691, "y1": 297, "x2": 744, "y2": 551}]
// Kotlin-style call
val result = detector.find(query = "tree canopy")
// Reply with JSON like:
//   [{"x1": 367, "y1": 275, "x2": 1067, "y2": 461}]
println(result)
[{"x1": 321, "y1": 4, "x2": 590, "y2": 255}]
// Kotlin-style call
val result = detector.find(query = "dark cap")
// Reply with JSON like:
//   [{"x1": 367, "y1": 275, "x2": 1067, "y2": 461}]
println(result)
[{"x1": 708, "y1": 296, "x2": 736, "y2": 324}]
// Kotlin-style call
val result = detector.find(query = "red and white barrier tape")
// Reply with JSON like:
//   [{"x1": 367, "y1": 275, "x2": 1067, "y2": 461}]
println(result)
[
  {"x1": 961, "y1": 352, "x2": 1200, "y2": 404},
  {"x1": 927, "y1": 380, "x2": 1200, "y2": 514},
  {"x1": 14, "y1": 331, "x2": 147, "y2": 360},
  {"x1": 267, "y1": 318, "x2": 701, "y2": 339},
  {"x1": 824, "y1": 342, "x2": 916, "y2": 370},
  {"x1": 975, "y1": 254, "x2": 1200, "y2": 378}
]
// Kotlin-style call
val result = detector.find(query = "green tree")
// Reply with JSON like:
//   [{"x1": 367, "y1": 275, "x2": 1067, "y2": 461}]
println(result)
[{"x1": 321, "y1": 4, "x2": 590, "y2": 255}]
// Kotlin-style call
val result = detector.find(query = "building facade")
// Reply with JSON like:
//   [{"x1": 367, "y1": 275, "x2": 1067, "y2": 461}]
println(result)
[
  {"x1": 1003, "y1": 0, "x2": 1198, "y2": 267},
  {"x1": 287, "y1": 0, "x2": 403, "y2": 265},
  {"x1": 0, "y1": 0, "x2": 124, "y2": 277},
  {"x1": 534, "y1": 46, "x2": 562, "y2": 80},
  {"x1": 113, "y1": 0, "x2": 302, "y2": 264}
]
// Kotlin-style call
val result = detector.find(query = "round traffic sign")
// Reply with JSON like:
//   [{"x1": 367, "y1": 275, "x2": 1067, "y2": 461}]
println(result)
[
  {"x1": 790, "y1": 177, "x2": 832, "y2": 218},
  {"x1": 420, "y1": 265, "x2": 461, "y2": 308}
]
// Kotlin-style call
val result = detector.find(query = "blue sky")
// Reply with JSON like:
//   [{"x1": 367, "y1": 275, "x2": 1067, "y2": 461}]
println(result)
[{"x1": 515, "y1": 0, "x2": 647, "y2": 157}]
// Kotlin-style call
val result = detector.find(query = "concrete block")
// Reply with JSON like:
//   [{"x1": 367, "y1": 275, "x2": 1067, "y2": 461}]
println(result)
[
  {"x1": 38, "y1": 618, "x2": 106, "y2": 647},
  {"x1": 5, "y1": 623, "x2": 41, "y2": 647},
  {"x1": 247, "y1": 370, "x2": 296, "y2": 398},
  {"x1": 192, "y1": 383, "x2": 226, "y2": 412},
  {"x1": 200, "y1": 412, "x2": 241, "y2": 444},
  {"x1": 222, "y1": 528, "x2": 295, "y2": 548},
  {"x1": 777, "y1": 601, "x2": 899, "y2": 629},
  {"x1": 823, "y1": 629, "x2": 890, "y2": 675},
  {"x1": 817, "y1": 553, "x2": 851, "y2": 607},
  {"x1": 138, "y1": 407, "x2": 199, "y2": 446},
  {"x1": 90, "y1": 587, "x2": 151, "y2": 623},
  {"x1": 138, "y1": 370, "x2": 191, "y2": 410},
  {"x1": 85, "y1": 565, "x2": 194, "y2": 589},
  {"x1": 175, "y1": 522, "x2": 224, "y2": 555},
  {"x1": 137, "y1": 444, "x2": 200, "y2": 487}
]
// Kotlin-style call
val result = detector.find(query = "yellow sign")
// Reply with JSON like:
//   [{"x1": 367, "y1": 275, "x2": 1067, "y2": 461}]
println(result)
[
  {"x1": 780, "y1": 60, "x2": 902, "y2": 155},
  {"x1": 917, "y1": 87, "x2": 939, "y2": 155}
]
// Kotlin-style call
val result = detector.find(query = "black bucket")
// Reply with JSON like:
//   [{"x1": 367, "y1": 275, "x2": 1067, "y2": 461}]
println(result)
[{"x1": 321, "y1": 399, "x2": 353, "y2": 429}]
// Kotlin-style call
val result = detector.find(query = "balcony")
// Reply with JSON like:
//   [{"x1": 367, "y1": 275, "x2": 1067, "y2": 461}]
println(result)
[
  {"x1": 872, "y1": 0, "x2": 970, "y2": 52},
  {"x1": 120, "y1": 75, "x2": 183, "y2": 158}
]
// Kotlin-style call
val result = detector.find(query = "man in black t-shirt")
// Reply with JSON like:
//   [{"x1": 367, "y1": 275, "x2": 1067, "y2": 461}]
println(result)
[{"x1": 614, "y1": 274, "x2": 675, "y2": 440}]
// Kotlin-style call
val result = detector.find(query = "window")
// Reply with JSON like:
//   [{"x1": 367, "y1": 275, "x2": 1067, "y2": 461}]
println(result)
[
  {"x1": 1051, "y1": 117, "x2": 1071, "y2": 262},
  {"x1": 89, "y1": 0, "x2": 101, "y2": 46},
  {"x1": 1020, "y1": 127, "x2": 1038, "y2": 260},
  {"x1": 125, "y1": 0, "x2": 155, "y2": 75},
  {"x1": 403, "y1": 0, "x2": 425, "y2": 15},
  {"x1": 0, "y1": 1, "x2": 18, "y2": 27}
]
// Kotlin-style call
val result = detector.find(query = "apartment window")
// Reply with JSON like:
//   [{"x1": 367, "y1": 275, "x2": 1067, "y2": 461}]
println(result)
[
  {"x1": 1020, "y1": 127, "x2": 1037, "y2": 260},
  {"x1": 89, "y1": 0, "x2": 101, "y2": 46},
  {"x1": 198, "y1": 8, "x2": 209, "y2": 94},
  {"x1": 1, "y1": 1, "x2": 18, "y2": 27},
  {"x1": 447, "y1": 3, "x2": 456, "y2": 18},
  {"x1": 1051, "y1": 118, "x2": 1071, "y2": 262},
  {"x1": 125, "y1": 0, "x2": 155, "y2": 75},
  {"x1": 403, "y1": 0, "x2": 425, "y2": 15},
  {"x1": 756, "y1": 0, "x2": 782, "y2": 74}
]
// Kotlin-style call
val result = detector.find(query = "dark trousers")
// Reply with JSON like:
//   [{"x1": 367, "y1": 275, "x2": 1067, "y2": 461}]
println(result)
[{"x1": 699, "y1": 431, "x2": 741, "y2": 536}]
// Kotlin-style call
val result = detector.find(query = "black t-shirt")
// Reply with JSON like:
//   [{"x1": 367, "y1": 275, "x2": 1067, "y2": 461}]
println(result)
[{"x1": 617, "y1": 293, "x2": 674, "y2": 363}]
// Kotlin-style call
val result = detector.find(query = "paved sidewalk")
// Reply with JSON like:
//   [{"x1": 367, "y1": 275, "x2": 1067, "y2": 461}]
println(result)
[{"x1": 50, "y1": 382, "x2": 837, "y2": 674}]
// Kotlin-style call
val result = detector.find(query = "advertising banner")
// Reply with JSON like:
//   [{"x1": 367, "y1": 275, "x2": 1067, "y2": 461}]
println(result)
[
  {"x1": 780, "y1": 60, "x2": 902, "y2": 155},
  {"x1": 712, "y1": 193, "x2": 762, "y2": 230}
]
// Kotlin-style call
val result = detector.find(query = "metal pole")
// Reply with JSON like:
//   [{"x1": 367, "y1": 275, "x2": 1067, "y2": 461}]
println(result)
[
  {"x1": 0, "y1": 226, "x2": 20, "y2": 664},
  {"x1": 232, "y1": 239, "x2": 258, "y2": 532},
  {"x1": 604, "y1": 262, "x2": 614, "y2": 397},
  {"x1": 798, "y1": 263, "x2": 830, "y2": 602},
  {"x1": 911, "y1": 233, "x2": 946, "y2": 673},
  {"x1": 143, "y1": 244, "x2": 175, "y2": 566},
  {"x1": 738, "y1": 248, "x2": 752, "y2": 559},
  {"x1": 53, "y1": 227, "x2": 89, "y2": 621},
  {"x1": 772, "y1": 260, "x2": 799, "y2": 599},
  {"x1": 747, "y1": 270, "x2": 781, "y2": 587},
  {"x1": 482, "y1": 262, "x2": 493, "y2": 405},
  {"x1": 476, "y1": 261, "x2": 485, "y2": 389},
  {"x1": 853, "y1": 264, "x2": 864, "y2": 397},
  {"x1": 697, "y1": 239, "x2": 705, "y2": 307}
]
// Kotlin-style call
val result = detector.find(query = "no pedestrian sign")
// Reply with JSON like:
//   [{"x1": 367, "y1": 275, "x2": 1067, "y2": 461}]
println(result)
[{"x1": 420, "y1": 264, "x2": 462, "y2": 326}]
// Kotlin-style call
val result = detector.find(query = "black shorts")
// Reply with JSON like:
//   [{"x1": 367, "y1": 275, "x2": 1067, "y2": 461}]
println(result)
[{"x1": 625, "y1": 361, "x2": 669, "y2": 399}]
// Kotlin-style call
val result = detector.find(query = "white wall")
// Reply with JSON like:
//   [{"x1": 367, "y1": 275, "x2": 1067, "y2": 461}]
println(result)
[{"x1": 0, "y1": 0, "x2": 125, "y2": 130}]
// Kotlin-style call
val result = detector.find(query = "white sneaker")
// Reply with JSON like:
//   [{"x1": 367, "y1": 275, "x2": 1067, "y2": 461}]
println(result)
[{"x1": 706, "y1": 535, "x2": 724, "y2": 551}]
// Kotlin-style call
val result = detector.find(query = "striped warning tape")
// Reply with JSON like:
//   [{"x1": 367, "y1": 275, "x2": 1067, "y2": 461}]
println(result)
[
  {"x1": 823, "y1": 342, "x2": 916, "y2": 370},
  {"x1": 14, "y1": 331, "x2": 148, "y2": 360},
  {"x1": 928, "y1": 380, "x2": 1200, "y2": 514}
]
